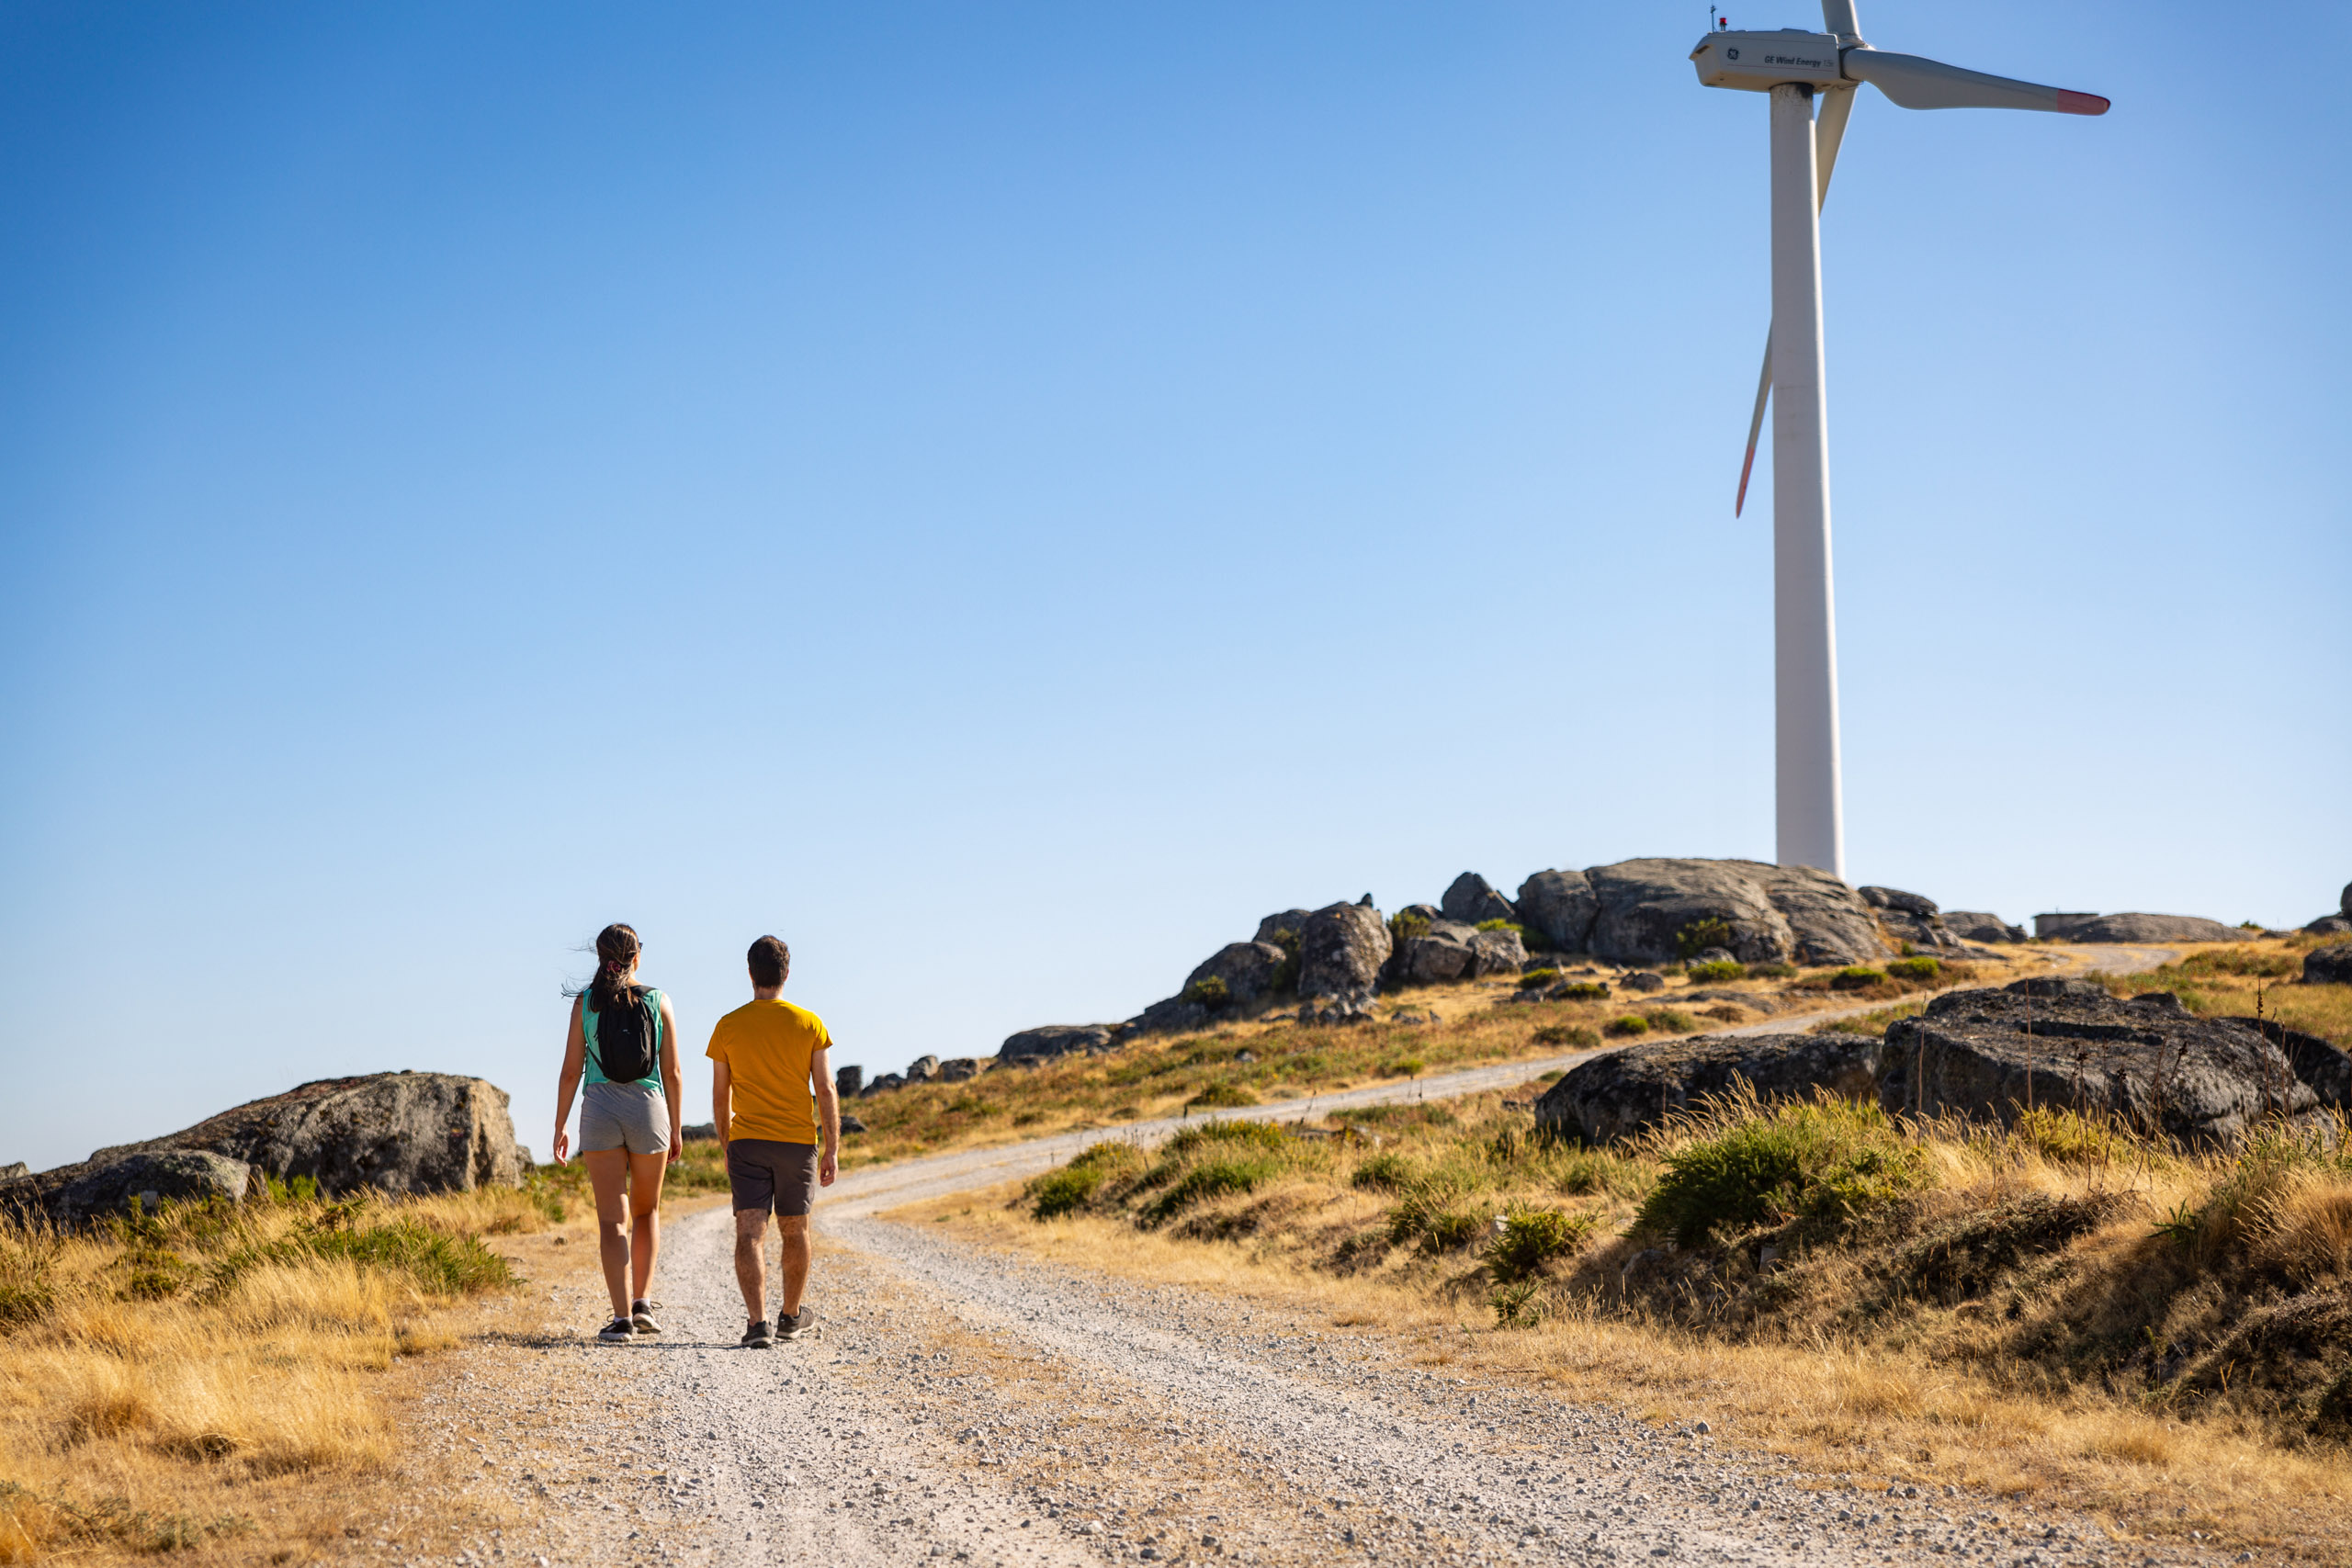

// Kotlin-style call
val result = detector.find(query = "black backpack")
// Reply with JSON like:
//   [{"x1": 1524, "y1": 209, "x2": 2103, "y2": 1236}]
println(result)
[{"x1": 590, "y1": 987, "x2": 659, "y2": 1083}]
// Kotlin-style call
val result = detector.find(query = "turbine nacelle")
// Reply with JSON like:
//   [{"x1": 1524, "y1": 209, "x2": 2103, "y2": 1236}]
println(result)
[
  {"x1": 1690, "y1": 30, "x2": 1843, "y2": 93},
  {"x1": 1690, "y1": 29, "x2": 2111, "y2": 116}
]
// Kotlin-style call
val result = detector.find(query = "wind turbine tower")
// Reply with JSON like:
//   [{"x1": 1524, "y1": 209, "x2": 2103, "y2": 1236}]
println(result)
[{"x1": 1690, "y1": 3, "x2": 2108, "y2": 880}]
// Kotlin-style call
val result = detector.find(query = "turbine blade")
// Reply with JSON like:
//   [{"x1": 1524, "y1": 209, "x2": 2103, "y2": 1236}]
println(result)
[
  {"x1": 1736, "y1": 339, "x2": 1770, "y2": 517},
  {"x1": 1815, "y1": 84, "x2": 1856, "y2": 208},
  {"x1": 1819, "y1": 0, "x2": 1860, "y2": 40},
  {"x1": 1842, "y1": 49, "x2": 2109, "y2": 115}
]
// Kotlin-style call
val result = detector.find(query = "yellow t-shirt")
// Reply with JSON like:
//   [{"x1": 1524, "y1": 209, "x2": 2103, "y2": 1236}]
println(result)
[{"x1": 706, "y1": 998, "x2": 831, "y2": 1145}]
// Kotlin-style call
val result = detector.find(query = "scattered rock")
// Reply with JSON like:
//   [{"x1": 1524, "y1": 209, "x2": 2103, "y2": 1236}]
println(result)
[
  {"x1": 1298, "y1": 901, "x2": 1391, "y2": 1004},
  {"x1": 906, "y1": 1055, "x2": 942, "y2": 1084},
  {"x1": 1299, "y1": 994, "x2": 1378, "y2": 1028},
  {"x1": 1690, "y1": 946, "x2": 1736, "y2": 965},
  {"x1": 1401, "y1": 921, "x2": 1478, "y2": 985},
  {"x1": 999, "y1": 1026, "x2": 1121, "y2": 1066},
  {"x1": 678, "y1": 1122, "x2": 718, "y2": 1142},
  {"x1": 1515, "y1": 869, "x2": 1600, "y2": 953},
  {"x1": 1881, "y1": 982, "x2": 2315, "y2": 1144},
  {"x1": 1860, "y1": 886, "x2": 1939, "y2": 917},
  {"x1": 1466, "y1": 927, "x2": 1529, "y2": 976},
  {"x1": 938, "y1": 1057, "x2": 988, "y2": 1083},
  {"x1": 2033, "y1": 912, "x2": 2099, "y2": 941},
  {"x1": 0, "y1": 1162, "x2": 24, "y2": 1181},
  {"x1": 2305, "y1": 946, "x2": 2352, "y2": 986},
  {"x1": 45, "y1": 1150, "x2": 251, "y2": 1225},
  {"x1": 1941, "y1": 911, "x2": 2028, "y2": 943},
  {"x1": 1534, "y1": 1032, "x2": 1888, "y2": 1145},
  {"x1": 835, "y1": 1065, "x2": 865, "y2": 1099},
  {"x1": 2304, "y1": 915, "x2": 2352, "y2": 936},
  {"x1": 838, "y1": 1112, "x2": 868, "y2": 1135},
  {"x1": 23, "y1": 1072, "x2": 523, "y2": 1211},
  {"x1": 1441, "y1": 873, "x2": 1516, "y2": 927},
  {"x1": 2043, "y1": 912, "x2": 2252, "y2": 943},
  {"x1": 1682, "y1": 988, "x2": 1777, "y2": 1013},
  {"x1": 1623, "y1": 972, "x2": 1666, "y2": 994},
  {"x1": 860, "y1": 1073, "x2": 907, "y2": 1097}
]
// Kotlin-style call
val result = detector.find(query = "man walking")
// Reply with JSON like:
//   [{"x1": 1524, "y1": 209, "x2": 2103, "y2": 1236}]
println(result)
[{"x1": 707, "y1": 934, "x2": 840, "y2": 1348}]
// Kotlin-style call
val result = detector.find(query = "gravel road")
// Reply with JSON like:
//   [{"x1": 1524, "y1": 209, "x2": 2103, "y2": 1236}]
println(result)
[{"x1": 465, "y1": 944, "x2": 2188, "y2": 1568}]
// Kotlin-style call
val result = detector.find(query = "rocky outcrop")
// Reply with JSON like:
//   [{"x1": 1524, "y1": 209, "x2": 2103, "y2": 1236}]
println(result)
[
  {"x1": 1467, "y1": 927, "x2": 1528, "y2": 976},
  {"x1": 1942, "y1": 911, "x2": 2028, "y2": 943},
  {"x1": 2305, "y1": 916, "x2": 2352, "y2": 937},
  {"x1": 2045, "y1": 913, "x2": 2249, "y2": 944},
  {"x1": 905, "y1": 1055, "x2": 942, "y2": 1084},
  {"x1": 2304, "y1": 946, "x2": 2352, "y2": 986},
  {"x1": 1297, "y1": 902, "x2": 1391, "y2": 1003},
  {"x1": 1252, "y1": 909, "x2": 1314, "y2": 945},
  {"x1": 9, "y1": 1073, "x2": 522, "y2": 1220},
  {"x1": 2035, "y1": 913, "x2": 2099, "y2": 941},
  {"x1": 1534, "y1": 1033, "x2": 1888, "y2": 1145},
  {"x1": 835, "y1": 1065, "x2": 865, "y2": 1098},
  {"x1": 999, "y1": 1025, "x2": 1121, "y2": 1066},
  {"x1": 1441, "y1": 873, "x2": 1516, "y2": 927},
  {"x1": 1184, "y1": 942, "x2": 1291, "y2": 1006},
  {"x1": 1881, "y1": 981, "x2": 2314, "y2": 1144},
  {"x1": 1399, "y1": 920, "x2": 1479, "y2": 985},
  {"x1": 1583, "y1": 859, "x2": 1886, "y2": 968},
  {"x1": 938, "y1": 1058, "x2": 988, "y2": 1083},
  {"x1": 44, "y1": 1151, "x2": 253, "y2": 1226},
  {"x1": 1516, "y1": 869, "x2": 1600, "y2": 953},
  {"x1": 1860, "y1": 886, "x2": 1938, "y2": 917},
  {"x1": 2227, "y1": 1017, "x2": 2352, "y2": 1111},
  {"x1": 860, "y1": 1073, "x2": 906, "y2": 1097}
]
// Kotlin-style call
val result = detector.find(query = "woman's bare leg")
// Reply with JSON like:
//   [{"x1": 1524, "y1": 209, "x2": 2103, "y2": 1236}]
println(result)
[
  {"x1": 627, "y1": 1148, "x2": 667, "y2": 1302},
  {"x1": 582, "y1": 1150, "x2": 632, "y2": 1321}
]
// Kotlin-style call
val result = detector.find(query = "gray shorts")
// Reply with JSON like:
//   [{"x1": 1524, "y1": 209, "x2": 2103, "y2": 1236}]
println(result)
[{"x1": 580, "y1": 1081, "x2": 670, "y2": 1155}]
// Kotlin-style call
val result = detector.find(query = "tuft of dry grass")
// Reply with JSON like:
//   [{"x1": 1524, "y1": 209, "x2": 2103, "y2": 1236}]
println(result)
[{"x1": 0, "y1": 1177, "x2": 556, "y2": 1566}]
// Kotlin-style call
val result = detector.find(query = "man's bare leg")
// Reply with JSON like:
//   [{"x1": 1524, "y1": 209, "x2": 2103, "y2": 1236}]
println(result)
[
  {"x1": 734, "y1": 1209, "x2": 770, "y2": 1325},
  {"x1": 777, "y1": 1213, "x2": 811, "y2": 1317}
]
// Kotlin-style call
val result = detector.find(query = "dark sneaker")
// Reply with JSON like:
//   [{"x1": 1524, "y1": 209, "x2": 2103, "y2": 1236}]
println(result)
[
  {"x1": 740, "y1": 1320, "x2": 775, "y2": 1349},
  {"x1": 630, "y1": 1300, "x2": 663, "y2": 1335},
  {"x1": 596, "y1": 1316, "x2": 636, "y2": 1344},
  {"x1": 777, "y1": 1307, "x2": 812, "y2": 1342}
]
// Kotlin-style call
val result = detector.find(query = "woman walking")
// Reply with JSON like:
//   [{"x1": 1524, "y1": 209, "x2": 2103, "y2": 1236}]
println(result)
[{"x1": 552, "y1": 922, "x2": 684, "y2": 1343}]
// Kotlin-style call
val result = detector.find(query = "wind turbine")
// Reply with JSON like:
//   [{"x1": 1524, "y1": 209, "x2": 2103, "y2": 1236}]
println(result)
[{"x1": 1690, "y1": 4, "x2": 2108, "y2": 881}]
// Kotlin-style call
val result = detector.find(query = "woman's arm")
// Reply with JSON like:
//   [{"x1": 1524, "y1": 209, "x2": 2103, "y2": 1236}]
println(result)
[
  {"x1": 658, "y1": 994, "x2": 684, "y2": 1167},
  {"x1": 552, "y1": 996, "x2": 587, "y2": 1164}
]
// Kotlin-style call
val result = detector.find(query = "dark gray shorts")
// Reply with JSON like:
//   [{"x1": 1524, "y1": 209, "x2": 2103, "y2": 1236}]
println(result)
[{"x1": 727, "y1": 1139, "x2": 819, "y2": 1218}]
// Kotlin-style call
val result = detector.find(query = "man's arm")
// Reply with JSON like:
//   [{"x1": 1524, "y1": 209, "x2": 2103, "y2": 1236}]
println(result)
[
  {"x1": 810, "y1": 1045, "x2": 840, "y2": 1187},
  {"x1": 711, "y1": 1059, "x2": 733, "y2": 1151}
]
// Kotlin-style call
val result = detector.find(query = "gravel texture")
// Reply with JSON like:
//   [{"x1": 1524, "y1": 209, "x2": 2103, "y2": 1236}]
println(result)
[{"x1": 447, "y1": 943, "x2": 2199, "y2": 1568}]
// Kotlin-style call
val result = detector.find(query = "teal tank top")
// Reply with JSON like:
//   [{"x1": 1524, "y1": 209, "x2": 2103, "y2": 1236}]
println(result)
[{"x1": 582, "y1": 987, "x2": 664, "y2": 1090}]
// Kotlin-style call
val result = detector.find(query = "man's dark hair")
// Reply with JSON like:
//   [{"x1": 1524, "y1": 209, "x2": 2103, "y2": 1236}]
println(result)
[{"x1": 748, "y1": 935, "x2": 791, "y2": 988}]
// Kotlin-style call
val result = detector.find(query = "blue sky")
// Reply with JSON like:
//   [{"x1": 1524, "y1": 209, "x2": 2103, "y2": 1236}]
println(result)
[{"x1": 3, "y1": 2, "x2": 2344, "y2": 1173}]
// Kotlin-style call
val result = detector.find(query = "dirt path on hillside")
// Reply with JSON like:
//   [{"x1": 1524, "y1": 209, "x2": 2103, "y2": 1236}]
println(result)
[{"x1": 458, "y1": 945, "x2": 2191, "y2": 1568}]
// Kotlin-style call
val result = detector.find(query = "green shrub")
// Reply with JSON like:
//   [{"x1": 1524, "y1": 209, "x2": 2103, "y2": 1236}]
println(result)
[
  {"x1": 1381, "y1": 1056, "x2": 1427, "y2": 1078},
  {"x1": 1028, "y1": 1165, "x2": 1108, "y2": 1219},
  {"x1": 1476, "y1": 919, "x2": 1524, "y2": 936},
  {"x1": 1555, "y1": 981, "x2": 1611, "y2": 1000},
  {"x1": 1604, "y1": 1015, "x2": 1652, "y2": 1038},
  {"x1": 1749, "y1": 963, "x2": 1797, "y2": 979},
  {"x1": 1352, "y1": 1153, "x2": 1417, "y2": 1191},
  {"x1": 1162, "y1": 1119, "x2": 1288, "y2": 1158},
  {"x1": 1675, "y1": 918, "x2": 1736, "y2": 962},
  {"x1": 1634, "y1": 1093, "x2": 1929, "y2": 1247},
  {"x1": 1532, "y1": 1023, "x2": 1600, "y2": 1049},
  {"x1": 1489, "y1": 1279, "x2": 1547, "y2": 1327},
  {"x1": 1886, "y1": 956, "x2": 1941, "y2": 983},
  {"x1": 1186, "y1": 1082, "x2": 1259, "y2": 1110},
  {"x1": 1483, "y1": 1207, "x2": 1599, "y2": 1282},
  {"x1": 1266, "y1": 928, "x2": 1303, "y2": 994},
  {"x1": 1518, "y1": 968, "x2": 1560, "y2": 989},
  {"x1": 1642, "y1": 1009, "x2": 1698, "y2": 1033},
  {"x1": 1388, "y1": 910, "x2": 1431, "y2": 947},
  {"x1": 1687, "y1": 959, "x2": 1747, "y2": 983},
  {"x1": 1182, "y1": 975, "x2": 1231, "y2": 1009},
  {"x1": 0, "y1": 1240, "x2": 57, "y2": 1331},
  {"x1": 1417, "y1": 1207, "x2": 1487, "y2": 1251},
  {"x1": 1144, "y1": 1154, "x2": 1285, "y2": 1225},
  {"x1": 1830, "y1": 966, "x2": 1889, "y2": 991},
  {"x1": 228, "y1": 1213, "x2": 514, "y2": 1297}
]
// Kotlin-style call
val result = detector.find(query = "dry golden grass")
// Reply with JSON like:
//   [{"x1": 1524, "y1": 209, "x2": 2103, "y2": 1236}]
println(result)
[
  {"x1": 0, "y1": 1179, "x2": 565, "y2": 1567},
  {"x1": 912, "y1": 1065, "x2": 2352, "y2": 1561},
  {"x1": 2091, "y1": 940, "x2": 2352, "y2": 1046}
]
